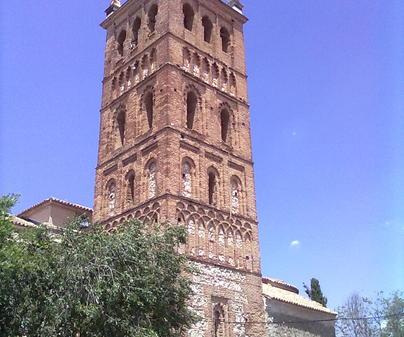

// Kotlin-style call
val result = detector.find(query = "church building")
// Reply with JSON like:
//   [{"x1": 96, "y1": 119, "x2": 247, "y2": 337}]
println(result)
[{"x1": 12, "y1": 0, "x2": 336, "y2": 336}]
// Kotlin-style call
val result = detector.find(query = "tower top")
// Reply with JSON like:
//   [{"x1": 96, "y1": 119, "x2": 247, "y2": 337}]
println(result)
[
  {"x1": 228, "y1": 0, "x2": 244, "y2": 14},
  {"x1": 105, "y1": 0, "x2": 121, "y2": 17}
]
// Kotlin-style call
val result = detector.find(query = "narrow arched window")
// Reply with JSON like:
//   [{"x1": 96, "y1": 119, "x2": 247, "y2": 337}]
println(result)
[
  {"x1": 145, "y1": 91, "x2": 154, "y2": 129},
  {"x1": 132, "y1": 17, "x2": 141, "y2": 46},
  {"x1": 117, "y1": 30, "x2": 127, "y2": 57},
  {"x1": 231, "y1": 177, "x2": 241, "y2": 214},
  {"x1": 106, "y1": 179, "x2": 117, "y2": 215},
  {"x1": 150, "y1": 48, "x2": 157, "y2": 71},
  {"x1": 220, "y1": 108, "x2": 229, "y2": 143},
  {"x1": 212, "y1": 63, "x2": 219, "y2": 87},
  {"x1": 126, "y1": 67, "x2": 132, "y2": 87},
  {"x1": 244, "y1": 232, "x2": 253, "y2": 270},
  {"x1": 183, "y1": 4, "x2": 194, "y2": 31},
  {"x1": 220, "y1": 27, "x2": 230, "y2": 53},
  {"x1": 141, "y1": 54, "x2": 150, "y2": 78},
  {"x1": 183, "y1": 47, "x2": 191, "y2": 69},
  {"x1": 182, "y1": 160, "x2": 192, "y2": 197},
  {"x1": 119, "y1": 72, "x2": 125, "y2": 91},
  {"x1": 213, "y1": 303, "x2": 226, "y2": 337},
  {"x1": 202, "y1": 58, "x2": 210, "y2": 81},
  {"x1": 229, "y1": 72, "x2": 236, "y2": 95},
  {"x1": 186, "y1": 91, "x2": 197, "y2": 129},
  {"x1": 192, "y1": 52, "x2": 201, "y2": 76},
  {"x1": 112, "y1": 77, "x2": 117, "y2": 94},
  {"x1": 148, "y1": 4, "x2": 158, "y2": 33},
  {"x1": 221, "y1": 69, "x2": 228, "y2": 91},
  {"x1": 208, "y1": 169, "x2": 218, "y2": 206},
  {"x1": 126, "y1": 171, "x2": 135, "y2": 204},
  {"x1": 116, "y1": 109, "x2": 126, "y2": 147},
  {"x1": 132, "y1": 61, "x2": 140, "y2": 83},
  {"x1": 202, "y1": 16, "x2": 213, "y2": 43},
  {"x1": 147, "y1": 161, "x2": 157, "y2": 199}
]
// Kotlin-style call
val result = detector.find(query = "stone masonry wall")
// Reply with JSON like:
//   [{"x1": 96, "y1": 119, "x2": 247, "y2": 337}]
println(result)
[{"x1": 264, "y1": 298, "x2": 336, "y2": 337}]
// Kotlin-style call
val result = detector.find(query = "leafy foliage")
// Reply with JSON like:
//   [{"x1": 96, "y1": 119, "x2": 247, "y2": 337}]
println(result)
[
  {"x1": 336, "y1": 292, "x2": 404, "y2": 337},
  {"x1": 0, "y1": 195, "x2": 196, "y2": 337},
  {"x1": 304, "y1": 278, "x2": 328, "y2": 307}
]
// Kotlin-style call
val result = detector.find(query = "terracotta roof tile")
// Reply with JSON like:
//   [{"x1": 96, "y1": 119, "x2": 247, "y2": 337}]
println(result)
[
  {"x1": 18, "y1": 197, "x2": 93, "y2": 217},
  {"x1": 262, "y1": 281, "x2": 336, "y2": 315}
]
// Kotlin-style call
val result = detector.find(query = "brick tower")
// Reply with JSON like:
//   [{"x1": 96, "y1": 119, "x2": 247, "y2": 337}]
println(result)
[{"x1": 93, "y1": 0, "x2": 267, "y2": 335}]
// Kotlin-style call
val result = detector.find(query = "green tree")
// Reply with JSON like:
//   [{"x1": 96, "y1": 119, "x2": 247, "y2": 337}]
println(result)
[
  {"x1": 304, "y1": 278, "x2": 328, "y2": 307},
  {"x1": 382, "y1": 292, "x2": 404, "y2": 337},
  {"x1": 0, "y1": 195, "x2": 196, "y2": 337},
  {"x1": 336, "y1": 292, "x2": 404, "y2": 337}
]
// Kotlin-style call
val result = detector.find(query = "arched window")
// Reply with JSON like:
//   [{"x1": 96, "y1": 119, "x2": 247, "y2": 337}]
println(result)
[
  {"x1": 148, "y1": 4, "x2": 158, "y2": 33},
  {"x1": 183, "y1": 47, "x2": 191, "y2": 69},
  {"x1": 182, "y1": 159, "x2": 193, "y2": 197},
  {"x1": 186, "y1": 91, "x2": 197, "y2": 129},
  {"x1": 183, "y1": 4, "x2": 194, "y2": 31},
  {"x1": 220, "y1": 108, "x2": 230, "y2": 143},
  {"x1": 126, "y1": 171, "x2": 135, "y2": 204},
  {"x1": 132, "y1": 17, "x2": 141, "y2": 46},
  {"x1": 226, "y1": 228, "x2": 235, "y2": 264},
  {"x1": 220, "y1": 27, "x2": 230, "y2": 53},
  {"x1": 202, "y1": 58, "x2": 210, "y2": 81},
  {"x1": 213, "y1": 303, "x2": 226, "y2": 337},
  {"x1": 208, "y1": 168, "x2": 218, "y2": 206},
  {"x1": 244, "y1": 232, "x2": 253, "y2": 270},
  {"x1": 231, "y1": 176, "x2": 242, "y2": 214},
  {"x1": 132, "y1": 61, "x2": 140, "y2": 83},
  {"x1": 217, "y1": 225, "x2": 225, "y2": 260},
  {"x1": 150, "y1": 48, "x2": 157, "y2": 71},
  {"x1": 126, "y1": 67, "x2": 132, "y2": 86},
  {"x1": 117, "y1": 30, "x2": 127, "y2": 57},
  {"x1": 197, "y1": 219, "x2": 206, "y2": 256},
  {"x1": 192, "y1": 52, "x2": 201, "y2": 76},
  {"x1": 111, "y1": 77, "x2": 117, "y2": 95},
  {"x1": 106, "y1": 179, "x2": 117, "y2": 215},
  {"x1": 221, "y1": 69, "x2": 228, "y2": 91},
  {"x1": 119, "y1": 72, "x2": 125, "y2": 91},
  {"x1": 229, "y1": 72, "x2": 236, "y2": 95},
  {"x1": 212, "y1": 63, "x2": 219, "y2": 87},
  {"x1": 145, "y1": 91, "x2": 154, "y2": 130},
  {"x1": 141, "y1": 54, "x2": 150, "y2": 78},
  {"x1": 116, "y1": 108, "x2": 126, "y2": 147},
  {"x1": 147, "y1": 161, "x2": 157, "y2": 199},
  {"x1": 202, "y1": 16, "x2": 213, "y2": 43}
]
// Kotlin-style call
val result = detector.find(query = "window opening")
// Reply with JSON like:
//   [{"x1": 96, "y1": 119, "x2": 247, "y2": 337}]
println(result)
[
  {"x1": 145, "y1": 92, "x2": 154, "y2": 129},
  {"x1": 117, "y1": 30, "x2": 127, "y2": 56},
  {"x1": 220, "y1": 27, "x2": 230, "y2": 53},
  {"x1": 148, "y1": 5, "x2": 158, "y2": 33},
  {"x1": 132, "y1": 17, "x2": 141, "y2": 46},
  {"x1": 186, "y1": 91, "x2": 197, "y2": 129},
  {"x1": 202, "y1": 16, "x2": 213, "y2": 43},
  {"x1": 183, "y1": 4, "x2": 194, "y2": 31},
  {"x1": 220, "y1": 109, "x2": 229, "y2": 143}
]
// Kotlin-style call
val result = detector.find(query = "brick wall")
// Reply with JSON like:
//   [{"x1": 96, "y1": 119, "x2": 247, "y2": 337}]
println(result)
[{"x1": 93, "y1": 1, "x2": 267, "y2": 336}]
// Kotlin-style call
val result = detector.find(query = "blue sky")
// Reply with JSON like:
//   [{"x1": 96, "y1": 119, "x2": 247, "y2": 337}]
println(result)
[{"x1": 0, "y1": 0, "x2": 403, "y2": 308}]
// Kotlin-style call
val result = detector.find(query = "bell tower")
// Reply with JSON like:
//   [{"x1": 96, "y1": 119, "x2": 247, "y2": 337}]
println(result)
[{"x1": 93, "y1": 0, "x2": 267, "y2": 335}]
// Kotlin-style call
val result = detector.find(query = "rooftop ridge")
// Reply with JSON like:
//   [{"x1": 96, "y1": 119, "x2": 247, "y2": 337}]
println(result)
[{"x1": 18, "y1": 197, "x2": 93, "y2": 217}]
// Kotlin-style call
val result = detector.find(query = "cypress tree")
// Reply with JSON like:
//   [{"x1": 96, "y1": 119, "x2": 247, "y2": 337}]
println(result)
[{"x1": 304, "y1": 278, "x2": 328, "y2": 307}]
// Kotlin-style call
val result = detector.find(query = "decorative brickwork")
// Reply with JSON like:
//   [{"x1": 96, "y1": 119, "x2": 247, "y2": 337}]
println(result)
[{"x1": 94, "y1": 1, "x2": 266, "y2": 336}]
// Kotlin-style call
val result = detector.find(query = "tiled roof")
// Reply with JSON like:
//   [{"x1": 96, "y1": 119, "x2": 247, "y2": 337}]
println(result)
[
  {"x1": 262, "y1": 279, "x2": 336, "y2": 315},
  {"x1": 18, "y1": 197, "x2": 93, "y2": 217},
  {"x1": 11, "y1": 216, "x2": 61, "y2": 232},
  {"x1": 263, "y1": 277, "x2": 299, "y2": 294},
  {"x1": 11, "y1": 216, "x2": 38, "y2": 229}
]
